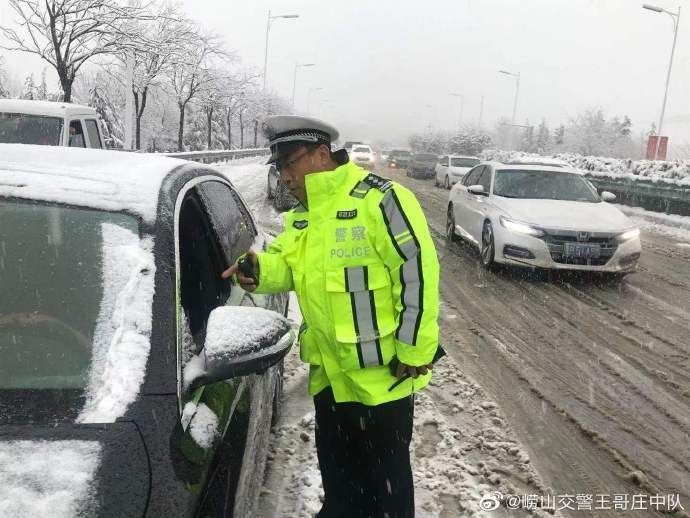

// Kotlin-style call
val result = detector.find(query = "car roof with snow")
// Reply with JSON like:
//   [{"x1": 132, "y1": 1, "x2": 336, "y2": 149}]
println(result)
[
  {"x1": 487, "y1": 161, "x2": 577, "y2": 173},
  {"x1": 0, "y1": 143, "x2": 211, "y2": 223},
  {"x1": 0, "y1": 99, "x2": 99, "y2": 118},
  {"x1": 502, "y1": 158, "x2": 568, "y2": 167}
]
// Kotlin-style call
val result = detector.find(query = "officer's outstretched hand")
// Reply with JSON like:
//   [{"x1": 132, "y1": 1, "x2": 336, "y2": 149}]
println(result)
[
  {"x1": 395, "y1": 361, "x2": 433, "y2": 379},
  {"x1": 221, "y1": 250, "x2": 259, "y2": 292}
]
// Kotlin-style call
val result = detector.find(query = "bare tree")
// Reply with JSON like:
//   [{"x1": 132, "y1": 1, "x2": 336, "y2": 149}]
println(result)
[
  {"x1": 168, "y1": 31, "x2": 228, "y2": 151},
  {"x1": 117, "y1": 3, "x2": 195, "y2": 149},
  {"x1": 1, "y1": 0, "x2": 144, "y2": 102}
]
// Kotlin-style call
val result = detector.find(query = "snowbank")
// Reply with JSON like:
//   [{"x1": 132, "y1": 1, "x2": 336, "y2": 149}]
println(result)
[{"x1": 481, "y1": 149, "x2": 690, "y2": 186}]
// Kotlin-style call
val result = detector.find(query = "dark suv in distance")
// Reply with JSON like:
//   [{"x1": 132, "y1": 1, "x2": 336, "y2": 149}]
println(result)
[
  {"x1": 407, "y1": 152, "x2": 438, "y2": 178},
  {"x1": 387, "y1": 149, "x2": 412, "y2": 168}
]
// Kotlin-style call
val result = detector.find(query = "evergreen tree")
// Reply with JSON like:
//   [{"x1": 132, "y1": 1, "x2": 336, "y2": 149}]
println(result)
[
  {"x1": 554, "y1": 124, "x2": 565, "y2": 146},
  {"x1": 536, "y1": 119, "x2": 550, "y2": 152},
  {"x1": 21, "y1": 73, "x2": 36, "y2": 99},
  {"x1": 36, "y1": 68, "x2": 48, "y2": 100}
]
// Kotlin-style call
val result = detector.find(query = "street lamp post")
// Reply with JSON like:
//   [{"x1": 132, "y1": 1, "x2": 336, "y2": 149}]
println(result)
[
  {"x1": 449, "y1": 93, "x2": 464, "y2": 129},
  {"x1": 263, "y1": 10, "x2": 299, "y2": 91},
  {"x1": 291, "y1": 63, "x2": 316, "y2": 108},
  {"x1": 306, "y1": 87, "x2": 324, "y2": 114},
  {"x1": 643, "y1": 3, "x2": 681, "y2": 159},
  {"x1": 499, "y1": 69, "x2": 521, "y2": 149}
]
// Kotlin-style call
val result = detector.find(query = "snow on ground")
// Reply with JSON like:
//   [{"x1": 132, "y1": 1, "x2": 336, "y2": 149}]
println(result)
[
  {"x1": 619, "y1": 205, "x2": 690, "y2": 244},
  {"x1": 220, "y1": 158, "x2": 553, "y2": 517},
  {"x1": 0, "y1": 440, "x2": 101, "y2": 518}
]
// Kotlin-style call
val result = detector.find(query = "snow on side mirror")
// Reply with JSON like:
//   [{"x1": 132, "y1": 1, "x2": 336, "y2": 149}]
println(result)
[
  {"x1": 467, "y1": 184, "x2": 486, "y2": 195},
  {"x1": 183, "y1": 306, "x2": 294, "y2": 392},
  {"x1": 601, "y1": 191, "x2": 616, "y2": 202}
]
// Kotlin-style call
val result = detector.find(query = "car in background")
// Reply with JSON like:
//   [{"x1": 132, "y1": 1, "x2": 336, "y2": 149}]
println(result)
[
  {"x1": 435, "y1": 155, "x2": 481, "y2": 189},
  {"x1": 343, "y1": 141, "x2": 363, "y2": 153},
  {"x1": 0, "y1": 144, "x2": 292, "y2": 517},
  {"x1": 446, "y1": 161, "x2": 641, "y2": 275},
  {"x1": 0, "y1": 99, "x2": 106, "y2": 148},
  {"x1": 350, "y1": 144, "x2": 376, "y2": 169},
  {"x1": 387, "y1": 149, "x2": 412, "y2": 168},
  {"x1": 406, "y1": 152, "x2": 438, "y2": 179},
  {"x1": 267, "y1": 164, "x2": 298, "y2": 211}
]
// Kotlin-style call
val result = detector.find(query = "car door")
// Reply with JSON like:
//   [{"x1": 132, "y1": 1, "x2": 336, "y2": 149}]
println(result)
[
  {"x1": 466, "y1": 166, "x2": 494, "y2": 242},
  {"x1": 174, "y1": 178, "x2": 255, "y2": 517},
  {"x1": 453, "y1": 165, "x2": 484, "y2": 241}
]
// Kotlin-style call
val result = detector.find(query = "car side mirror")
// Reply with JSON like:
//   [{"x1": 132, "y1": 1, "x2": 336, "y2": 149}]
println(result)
[
  {"x1": 601, "y1": 191, "x2": 616, "y2": 202},
  {"x1": 467, "y1": 184, "x2": 486, "y2": 196},
  {"x1": 183, "y1": 306, "x2": 294, "y2": 392}
]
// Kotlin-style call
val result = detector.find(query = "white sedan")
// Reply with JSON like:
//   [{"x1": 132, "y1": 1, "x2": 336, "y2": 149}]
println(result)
[
  {"x1": 435, "y1": 155, "x2": 480, "y2": 189},
  {"x1": 446, "y1": 162, "x2": 642, "y2": 274},
  {"x1": 350, "y1": 144, "x2": 376, "y2": 170}
]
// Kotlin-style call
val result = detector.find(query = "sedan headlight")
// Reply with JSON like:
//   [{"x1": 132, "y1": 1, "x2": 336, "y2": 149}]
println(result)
[
  {"x1": 500, "y1": 216, "x2": 545, "y2": 237},
  {"x1": 617, "y1": 228, "x2": 640, "y2": 242}
]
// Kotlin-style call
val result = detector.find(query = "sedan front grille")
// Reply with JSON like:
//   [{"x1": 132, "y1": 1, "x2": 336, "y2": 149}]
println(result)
[{"x1": 542, "y1": 232, "x2": 618, "y2": 266}]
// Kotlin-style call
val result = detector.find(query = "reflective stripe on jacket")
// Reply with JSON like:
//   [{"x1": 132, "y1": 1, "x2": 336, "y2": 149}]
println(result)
[{"x1": 254, "y1": 160, "x2": 440, "y2": 405}]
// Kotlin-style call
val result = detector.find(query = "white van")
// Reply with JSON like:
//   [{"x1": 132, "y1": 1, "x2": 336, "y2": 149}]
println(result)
[{"x1": 0, "y1": 99, "x2": 106, "y2": 149}]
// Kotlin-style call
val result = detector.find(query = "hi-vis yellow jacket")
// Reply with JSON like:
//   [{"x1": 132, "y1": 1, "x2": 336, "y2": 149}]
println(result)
[{"x1": 254, "y1": 160, "x2": 439, "y2": 405}]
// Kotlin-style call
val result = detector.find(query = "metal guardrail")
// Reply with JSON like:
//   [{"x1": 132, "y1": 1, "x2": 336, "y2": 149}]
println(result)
[
  {"x1": 164, "y1": 148, "x2": 270, "y2": 164},
  {"x1": 585, "y1": 174, "x2": 690, "y2": 217}
]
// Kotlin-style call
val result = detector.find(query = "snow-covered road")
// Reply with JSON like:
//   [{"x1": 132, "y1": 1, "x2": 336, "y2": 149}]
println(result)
[{"x1": 216, "y1": 158, "x2": 690, "y2": 517}]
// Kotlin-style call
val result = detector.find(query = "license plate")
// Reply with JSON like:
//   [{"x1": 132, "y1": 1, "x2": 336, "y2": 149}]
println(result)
[{"x1": 564, "y1": 242, "x2": 601, "y2": 258}]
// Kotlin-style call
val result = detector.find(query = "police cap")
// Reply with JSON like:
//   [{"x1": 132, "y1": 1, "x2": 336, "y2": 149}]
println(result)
[{"x1": 263, "y1": 115, "x2": 340, "y2": 165}]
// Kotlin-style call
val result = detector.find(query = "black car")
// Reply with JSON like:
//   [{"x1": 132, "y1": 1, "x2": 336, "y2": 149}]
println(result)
[
  {"x1": 387, "y1": 149, "x2": 412, "y2": 168},
  {"x1": 266, "y1": 164, "x2": 298, "y2": 212},
  {"x1": 406, "y1": 152, "x2": 438, "y2": 178},
  {"x1": 0, "y1": 144, "x2": 292, "y2": 517}
]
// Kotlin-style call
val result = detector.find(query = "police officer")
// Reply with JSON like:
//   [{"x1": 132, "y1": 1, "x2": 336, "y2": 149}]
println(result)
[{"x1": 222, "y1": 115, "x2": 439, "y2": 518}]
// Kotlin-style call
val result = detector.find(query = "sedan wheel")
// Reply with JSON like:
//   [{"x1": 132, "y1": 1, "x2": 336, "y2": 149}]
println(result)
[
  {"x1": 444, "y1": 176, "x2": 450, "y2": 189},
  {"x1": 446, "y1": 207, "x2": 457, "y2": 242},
  {"x1": 480, "y1": 221, "x2": 495, "y2": 269}
]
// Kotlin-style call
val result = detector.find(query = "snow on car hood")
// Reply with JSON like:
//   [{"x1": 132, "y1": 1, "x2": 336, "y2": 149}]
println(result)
[
  {"x1": 77, "y1": 223, "x2": 155, "y2": 424},
  {"x1": 495, "y1": 198, "x2": 632, "y2": 232},
  {"x1": 0, "y1": 440, "x2": 101, "y2": 518}
]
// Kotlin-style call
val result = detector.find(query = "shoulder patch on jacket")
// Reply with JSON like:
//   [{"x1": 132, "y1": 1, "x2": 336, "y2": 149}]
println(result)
[
  {"x1": 292, "y1": 219, "x2": 308, "y2": 229},
  {"x1": 349, "y1": 173, "x2": 393, "y2": 199},
  {"x1": 362, "y1": 173, "x2": 393, "y2": 192}
]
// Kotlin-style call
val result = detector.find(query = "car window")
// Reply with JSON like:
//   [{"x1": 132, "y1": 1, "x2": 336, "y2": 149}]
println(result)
[
  {"x1": 476, "y1": 167, "x2": 492, "y2": 193},
  {"x1": 463, "y1": 165, "x2": 484, "y2": 186},
  {"x1": 68, "y1": 120, "x2": 86, "y2": 147},
  {"x1": 196, "y1": 179, "x2": 257, "y2": 266},
  {"x1": 0, "y1": 112, "x2": 63, "y2": 145},
  {"x1": 84, "y1": 119, "x2": 102, "y2": 148},
  {"x1": 0, "y1": 200, "x2": 139, "y2": 423},
  {"x1": 451, "y1": 157, "x2": 480, "y2": 167},
  {"x1": 352, "y1": 146, "x2": 371, "y2": 153},
  {"x1": 177, "y1": 189, "x2": 232, "y2": 352}
]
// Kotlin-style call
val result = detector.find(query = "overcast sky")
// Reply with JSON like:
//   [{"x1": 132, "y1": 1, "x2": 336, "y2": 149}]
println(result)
[{"x1": 2, "y1": 0, "x2": 690, "y2": 148}]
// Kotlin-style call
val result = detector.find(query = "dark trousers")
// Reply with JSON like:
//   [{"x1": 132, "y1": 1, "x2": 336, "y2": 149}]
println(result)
[{"x1": 314, "y1": 387, "x2": 415, "y2": 518}]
